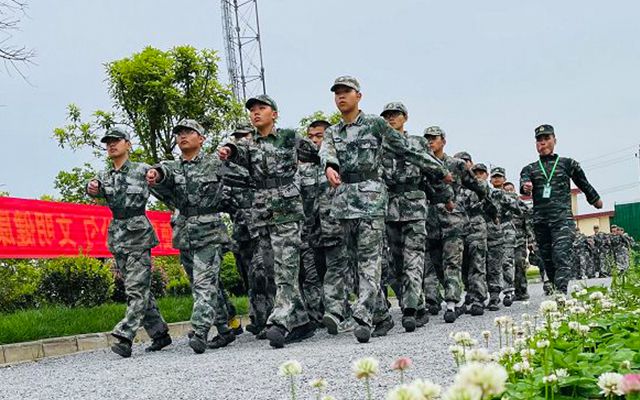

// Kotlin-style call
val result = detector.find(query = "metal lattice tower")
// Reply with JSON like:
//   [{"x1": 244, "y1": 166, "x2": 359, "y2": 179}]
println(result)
[{"x1": 221, "y1": 0, "x2": 267, "y2": 102}]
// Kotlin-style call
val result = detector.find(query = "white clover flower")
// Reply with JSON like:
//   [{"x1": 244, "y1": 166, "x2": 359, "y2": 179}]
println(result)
[
  {"x1": 520, "y1": 348, "x2": 536, "y2": 359},
  {"x1": 568, "y1": 321, "x2": 580, "y2": 331},
  {"x1": 482, "y1": 330, "x2": 491, "y2": 339},
  {"x1": 494, "y1": 316, "x2": 513, "y2": 328},
  {"x1": 620, "y1": 360, "x2": 632, "y2": 370},
  {"x1": 589, "y1": 291, "x2": 604, "y2": 301},
  {"x1": 409, "y1": 379, "x2": 442, "y2": 400},
  {"x1": 577, "y1": 289, "x2": 588, "y2": 296},
  {"x1": 451, "y1": 331, "x2": 477, "y2": 347},
  {"x1": 441, "y1": 383, "x2": 483, "y2": 400},
  {"x1": 539, "y1": 300, "x2": 558, "y2": 315},
  {"x1": 513, "y1": 338, "x2": 527, "y2": 351},
  {"x1": 556, "y1": 369, "x2": 569, "y2": 379},
  {"x1": 536, "y1": 339, "x2": 550, "y2": 348},
  {"x1": 521, "y1": 313, "x2": 531, "y2": 321},
  {"x1": 566, "y1": 298, "x2": 577, "y2": 307},
  {"x1": 513, "y1": 361, "x2": 532, "y2": 374},
  {"x1": 543, "y1": 374, "x2": 558, "y2": 384},
  {"x1": 466, "y1": 348, "x2": 491, "y2": 363},
  {"x1": 597, "y1": 372, "x2": 624, "y2": 396},
  {"x1": 554, "y1": 294, "x2": 566, "y2": 305},
  {"x1": 454, "y1": 362, "x2": 508, "y2": 398},
  {"x1": 279, "y1": 360, "x2": 302, "y2": 377},
  {"x1": 386, "y1": 384, "x2": 422, "y2": 400},
  {"x1": 499, "y1": 347, "x2": 516, "y2": 359},
  {"x1": 578, "y1": 324, "x2": 590, "y2": 334},
  {"x1": 449, "y1": 345, "x2": 464, "y2": 356},
  {"x1": 309, "y1": 378, "x2": 328, "y2": 390},
  {"x1": 352, "y1": 357, "x2": 379, "y2": 380}
]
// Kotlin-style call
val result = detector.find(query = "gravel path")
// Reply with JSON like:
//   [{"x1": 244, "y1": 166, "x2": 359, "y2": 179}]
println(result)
[{"x1": 0, "y1": 278, "x2": 610, "y2": 400}]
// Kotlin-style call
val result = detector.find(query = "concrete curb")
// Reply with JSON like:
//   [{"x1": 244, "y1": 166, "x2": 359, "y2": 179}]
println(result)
[{"x1": 0, "y1": 316, "x2": 250, "y2": 367}]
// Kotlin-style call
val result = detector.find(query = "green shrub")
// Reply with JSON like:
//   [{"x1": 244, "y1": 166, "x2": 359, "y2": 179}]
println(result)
[
  {"x1": 39, "y1": 256, "x2": 114, "y2": 307},
  {"x1": 221, "y1": 252, "x2": 244, "y2": 296},
  {"x1": 154, "y1": 256, "x2": 191, "y2": 296},
  {"x1": 0, "y1": 260, "x2": 41, "y2": 313}
]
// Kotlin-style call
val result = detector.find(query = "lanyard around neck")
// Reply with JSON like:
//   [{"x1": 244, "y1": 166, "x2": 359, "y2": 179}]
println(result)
[{"x1": 538, "y1": 156, "x2": 559, "y2": 184}]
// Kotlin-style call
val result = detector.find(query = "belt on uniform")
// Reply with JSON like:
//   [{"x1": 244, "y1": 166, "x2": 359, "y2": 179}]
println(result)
[
  {"x1": 254, "y1": 176, "x2": 294, "y2": 189},
  {"x1": 111, "y1": 208, "x2": 146, "y2": 220},
  {"x1": 387, "y1": 183, "x2": 423, "y2": 194},
  {"x1": 340, "y1": 170, "x2": 378, "y2": 184},
  {"x1": 223, "y1": 177, "x2": 252, "y2": 188},
  {"x1": 181, "y1": 206, "x2": 217, "y2": 218}
]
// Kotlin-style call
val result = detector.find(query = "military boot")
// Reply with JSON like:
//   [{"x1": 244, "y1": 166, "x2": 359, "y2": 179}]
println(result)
[
  {"x1": 208, "y1": 329, "x2": 236, "y2": 349},
  {"x1": 285, "y1": 322, "x2": 316, "y2": 344},
  {"x1": 145, "y1": 333, "x2": 172, "y2": 353},
  {"x1": 111, "y1": 336, "x2": 132, "y2": 358},
  {"x1": 415, "y1": 308, "x2": 429, "y2": 327},
  {"x1": 266, "y1": 325, "x2": 287, "y2": 349},
  {"x1": 371, "y1": 316, "x2": 394, "y2": 337},
  {"x1": 189, "y1": 333, "x2": 207, "y2": 354},
  {"x1": 401, "y1": 309, "x2": 416, "y2": 333}
]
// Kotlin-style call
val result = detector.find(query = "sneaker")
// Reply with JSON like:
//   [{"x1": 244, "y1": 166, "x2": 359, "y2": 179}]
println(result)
[
  {"x1": 487, "y1": 298, "x2": 500, "y2": 311},
  {"x1": 285, "y1": 322, "x2": 316, "y2": 344},
  {"x1": 246, "y1": 323, "x2": 264, "y2": 335},
  {"x1": 322, "y1": 313, "x2": 341, "y2": 335},
  {"x1": 188, "y1": 334, "x2": 207, "y2": 354},
  {"x1": 427, "y1": 303, "x2": 441, "y2": 315},
  {"x1": 470, "y1": 304, "x2": 485, "y2": 316},
  {"x1": 415, "y1": 309, "x2": 429, "y2": 327},
  {"x1": 371, "y1": 316, "x2": 394, "y2": 337},
  {"x1": 337, "y1": 317, "x2": 357, "y2": 333},
  {"x1": 514, "y1": 292, "x2": 530, "y2": 301},
  {"x1": 354, "y1": 324, "x2": 371, "y2": 343},
  {"x1": 444, "y1": 309, "x2": 456, "y2": 323},
  {"x1": 455, "y1": 304, "x2": 467, "y2": 317},
  {"x1": 111, "y1": 337, "x2": 132, "y2": 358},
  {"x1": 503, "y1": 294, "x2": 513, "y2": 307},
  {"x1": 266, "y1": 325, "x2": 287, "y2": 349},
  {"x1": 145, "y1": 333, "x2": 172, "y2": 353},
  {"x1": 401, "y1": 316, "x2": 416, "y2": 332},
  {"x1": 207, "y1": 330, "x2": 236, "y2": 349}
]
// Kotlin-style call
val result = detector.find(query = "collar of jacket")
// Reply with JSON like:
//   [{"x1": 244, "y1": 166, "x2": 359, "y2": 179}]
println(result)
[
  {"x1": 180, "y1": 151, "x2": 204, "y2": 164},
  {"x1": 110, "y1": 159, "x2": 131, "y2": 174}
]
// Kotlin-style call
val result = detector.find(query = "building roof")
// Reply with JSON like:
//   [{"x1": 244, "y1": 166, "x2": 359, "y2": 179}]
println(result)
[{"x1": 574, "y1": 210, "x2": 615, "y2": 220}]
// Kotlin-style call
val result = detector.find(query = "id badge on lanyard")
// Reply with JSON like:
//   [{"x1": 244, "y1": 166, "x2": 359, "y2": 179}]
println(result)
[
  {"x1": 542, "y1": 184, "x2": 552, "y2": 199},
  {"x1": 538, "y1": 156, "x2": 559, "y2": 200}
]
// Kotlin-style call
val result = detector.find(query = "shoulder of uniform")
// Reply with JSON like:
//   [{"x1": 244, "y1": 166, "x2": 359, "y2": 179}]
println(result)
[
  {"x1": 407, "y1": 135, "x2": 426, "y2": 146},
  {"x1": 278, "y1": 127, "x2": 297, "y2": 137}
]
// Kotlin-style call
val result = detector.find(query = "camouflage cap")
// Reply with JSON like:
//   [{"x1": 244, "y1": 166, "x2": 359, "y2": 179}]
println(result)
[
  {"x1": 423, "y1": 126, "x2": 446, "y2": 138},
  {"x1": 471, "y1": 163, "x2": 488, "y2": 173},
  {"x1": 330, "y1": 75, "x2": 360, "y2": 92},
  {"x1": 100, "y1": 126, "x2": 130, "y2": 143},
  {"x1": 245, "y1": 94, "x2": 278, "y2": 111},
  {"x1": 611, "y1": 224, "x2": 618, "y2": 229},
  {"x1": 490, "y1": 166, "x2": 506, "y2": 177},
  {"x1": 173, "y1": 119, "x2": 205, "y2": 135},
  {"x1": 454, "y1": 151, "x2": 472, "y2": 162},
  {"x1": 232, "y1": 122, "x2": 254, "y2": 136},
  {"x1": 380, "y1": 102, "x2": 408, "y2": 117},
  {"x1": 535, "y1": 124, "x2": 555, "y2": 137}
]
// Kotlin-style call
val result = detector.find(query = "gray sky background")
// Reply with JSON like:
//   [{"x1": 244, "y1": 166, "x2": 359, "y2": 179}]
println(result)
[{"x1": 1, "y1": 0, "x2": 639, "y2": 213}]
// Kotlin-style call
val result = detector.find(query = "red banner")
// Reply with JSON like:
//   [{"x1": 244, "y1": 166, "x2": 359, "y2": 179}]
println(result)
[{"x1": 0, "y1": 197, "x2": 178, "y2": 258}]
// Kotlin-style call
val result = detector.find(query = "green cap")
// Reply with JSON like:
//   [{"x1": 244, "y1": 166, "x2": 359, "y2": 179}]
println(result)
[
  {"x1": 245, "y1": 94, "x2": 278, "y2": 112},
  {"x1": 173, "y1": 119, "x2": 205, "y2": 135},
  {"x1": 100, "y1": 126, "x2": 130, "y2": 143},
  {"x1": 423, "y1": 126, "x2": 446, "y2": 139},
  {"x1": 380, "y1": 102, "x2": 408, "y2": 117},
  {"x1": 330, "y1": 75, "x2": 360, "y2": 92},
  {"x1": 232, "y1": 122, "x2": 254, "y2": 136},
  {"x1": 472, "y1": 163, "x2": 488, "y2": 173},
  {"x1": 490, "y1": 166, "x2": 506, "y2": 178},
  {"x1": 454, "y1": 151, "x2": 472, "y2": 162},
  {"x1": 535, "y1": 124, "x2": 555, "y2": 137}
]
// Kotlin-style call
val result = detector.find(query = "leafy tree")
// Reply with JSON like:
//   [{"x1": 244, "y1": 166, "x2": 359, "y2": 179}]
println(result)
[
  {"x1": 52, "y1": 45, "x2": 244, "y2": 203},
  {"x1": 52, "y1": 163, "x2": 98, "y2": 204},
  {"x1": 298, "y1": 110, "x2": 342, "y2": 136}
]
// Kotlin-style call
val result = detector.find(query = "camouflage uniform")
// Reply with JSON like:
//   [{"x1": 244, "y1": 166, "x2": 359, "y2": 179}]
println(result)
[
  {"x1": 611, "y1": 231, "x2": 634, "y2": 273},
  {"x1": 519, "y1": 125, "x2": 601, "y2": 294},
  {"x1": 319, "y1": 112, "x2": 449, "y2": 329},
  {"x1": 512, "y1": 198, "x2": 534, "y2": 298},
  {"x1": 88, "y1": 159, "x2": 169, "y2": 343},
  {"x1": 593, "y1": 231, "x2": 612, "y2": 276},
  {"x1": 225, "y1": 125, "x2": 317, "y2": 334},
  {"x1": 423, "y1": 133, "x2": 487, "y2": 314},
  {"x1": 573, "y1": 231, "x2": 593, "y2": 278},
  {"x1": 151, "y1": 152, "x2": 230, "y2": 340}
]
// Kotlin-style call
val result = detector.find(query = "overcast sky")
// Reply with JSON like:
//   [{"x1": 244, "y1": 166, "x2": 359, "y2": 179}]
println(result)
[{"x1": 1, "y1": 0, "x2": 639, "y2": 213}]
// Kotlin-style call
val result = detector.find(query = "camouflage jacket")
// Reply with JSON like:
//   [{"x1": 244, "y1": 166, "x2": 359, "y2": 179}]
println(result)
[
  {"x1": 151, "y1": 152, "x2": 230, "y2": 250},
  {"x1": 219, "y1": 141, "x2": 255, "y2": 242},
  {"x1": 573, "y1": 232, "x2": 593, "y2": 253},
  {"x1": 319, "y1": 112, "x2": 448, "y2": 220},
  {"x1": 593, "y1": 231, "x2": 611, "y2": 253},
  {"x1": 511, "y1": 198, "x2": 534, "y2": 246},
  {"x1": 298, "y1": 159, "x2": 343, "y2": 247},
  {"x1": 520, "y1": 154, "x2": 600, "y2": 223},
  {"x1": 226, "y1": 128, "x2": 319, "y2": 227},
  {"x1": 382, "y1": 134, "x2": 430, "y2": 222},
  {"x1": 87, "y1": 160, "x2": 159, "y2": 254}
]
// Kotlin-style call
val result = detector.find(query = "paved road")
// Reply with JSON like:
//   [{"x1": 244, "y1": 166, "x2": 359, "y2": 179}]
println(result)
[{"x1": 0, "y1": 278, "x2": 609, "y2": 400}]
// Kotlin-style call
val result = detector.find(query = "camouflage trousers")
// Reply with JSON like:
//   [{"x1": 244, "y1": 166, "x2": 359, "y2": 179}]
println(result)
[
  {"x1": 500, "y1": 226, "x2": 516, "y2": 295},
  {"x1": 597, "y1": 251, "x2": 613, "y2": 277},
  {"x1": 180, "y1": 245, "x2": 223, "y2": 337},
  {"x1": 254, "y1": 222, "x2": 309, "y2": 331},
  {"x1": 486, "y1": 236, "x2": 505, "y2": 299},
  {"x1": 614, "y1": 249, "x2": 630, "y2": 273},
  {"x1": 462, "y1": 219, "x2": 488, "y2": 305},
  {"x1": 213, "y1": 279, "x2": 237, "y2": 327},
  {"x1": 513, "y1": 241, "x2": 529, "y2": 297},
  {"x1": 299, "y1": 239, "x2": 324, "y2": 324},
  {"x1": 112, "y1": 249, "x2": 168, "y2": 342},
  {"x1": 233, "y1": 238, "x2": 257, "y2": 322},
  {"x1": 424, "y1": 236, "x2": 464, "y2": 305},
  {"x1": 319, "y1": 242, "x2": 352, "y2": 321},
  {"x1": 385, "y1": 220, "x2": 426, "y2": 312},
  {"x1": 533, "y1": 217, "x2": 576, "y2": 294},
  {"x1": 338, "y1": 218, "x2": 389, "y2": 327},
  {"x1": 574, "y1": 249, "x2": 592, "y2": 279}
]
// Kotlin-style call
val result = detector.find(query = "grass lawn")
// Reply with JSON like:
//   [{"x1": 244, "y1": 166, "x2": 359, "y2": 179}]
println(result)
[{"x1": 0, "y1": 296, "x2": 248, "y2": 345}]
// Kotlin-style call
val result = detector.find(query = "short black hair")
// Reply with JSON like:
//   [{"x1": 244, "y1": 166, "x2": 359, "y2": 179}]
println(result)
[{"x1": 308, "y1": 120, "x2": 331, "y2": 131}]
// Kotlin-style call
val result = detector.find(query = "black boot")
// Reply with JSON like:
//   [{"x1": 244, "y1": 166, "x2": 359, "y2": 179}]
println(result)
[
  {"x1": 111, "y1": 336, "x2": 132, "y2": 358},
  {"x1": 208, "y1": 329, "x2": 236, "y2": 349},
  {"x1": 401, "y1": 309, "x2": 416, "y2": 333},
  {"x1": 415, "y1": 309, "x2": 429, "y2": 327},
  {"x1": 266, "y1": 325, "x2": 287, "y2": 349},
  {"x1": 145, "y1": 333, "x2": 172, "y2": 352},
  {"x1": 371, "y1": 316, "x2": 394, "y2": 337},
  {"x1": 189, "y1": 333, "x2": 207, "y2": 354},
  {"x1": 285, "y1": 322, "x2": 316, "y2": 344}
]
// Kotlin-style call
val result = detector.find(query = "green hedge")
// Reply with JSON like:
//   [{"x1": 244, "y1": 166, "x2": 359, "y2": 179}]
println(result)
[{"x1": 0, "y1": 260, "x2": 41, "y2": 313}]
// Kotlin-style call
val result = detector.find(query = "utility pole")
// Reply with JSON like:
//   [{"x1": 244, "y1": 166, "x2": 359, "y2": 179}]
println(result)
[{"x1": 221, "y1": 0, "x2": 267, "y2": 102}]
